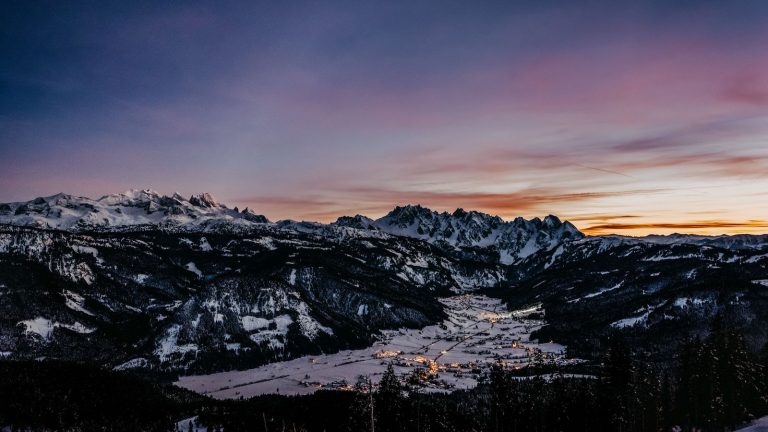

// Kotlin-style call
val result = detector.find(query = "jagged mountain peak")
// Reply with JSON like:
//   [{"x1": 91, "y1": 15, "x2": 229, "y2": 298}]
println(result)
[
  {"x1": 189, "y1": 192, "x2": 220, "y2": 208},
  {"x1": 334, "y1": 214, "x2": 377, "y2": 230},
  {"x1": 97, "y1": 189, "x2": 162, "y2": 206},
  {"x1": 384, "y1": 204, "x2": 434, "y2": 223},
  {"x1": 335, "y1": 204, "x2": 584, "y2": 265},
  {"x1": 543, "y1": 214, "x2": 561, "y2": 226},
  {"x1": 382, "y1": 205, "x2": 504, "y2": 228}
]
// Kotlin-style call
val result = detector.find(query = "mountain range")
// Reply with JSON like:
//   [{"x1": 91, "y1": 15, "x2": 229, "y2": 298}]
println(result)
[{"x1": 0, "y1": 190, "x2": 766, "y2": 373}]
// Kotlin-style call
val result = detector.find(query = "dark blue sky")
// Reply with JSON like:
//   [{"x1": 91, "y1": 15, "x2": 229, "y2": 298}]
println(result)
[{"x1": 2, "y1": 0, "x2": 768, "y2": 234}]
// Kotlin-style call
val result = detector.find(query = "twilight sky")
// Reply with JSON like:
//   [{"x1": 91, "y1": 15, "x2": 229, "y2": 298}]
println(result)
[{"x1": 2, "y1": 1, "x2": 768, "y2": 235}]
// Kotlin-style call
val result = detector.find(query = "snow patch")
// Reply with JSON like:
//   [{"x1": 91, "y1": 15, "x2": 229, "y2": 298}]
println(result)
[
  {"x1": 357, "y1": 304, "x2": 369, "y2": 316},
  {"x1": 155, "y1": 324, "x2": 199, "y2": 362},
  {"x1": 185, "y1": 262, "x2": 203, "y2": 278},
  {"x1": 288, "y1": 269, "x2": 297, "y2": 286},
  {"x1": 114, "y1": 357, "x2": 149, "y2": 370},
  {"x1": 18, "y1": 317, "x2": 94, "y2": 341},
  {"x1": 18, "y1": 317, "x2": 55, "y2": 340},
  {"x1": 62, "y1": 290, "x2": 95, "y2": 316},
  {"x1": 241, "y1": 316, "x2": 270, "y2": 331},
  {"x1": 673, "y1": 297, "x2": 709, "y2": 308}
]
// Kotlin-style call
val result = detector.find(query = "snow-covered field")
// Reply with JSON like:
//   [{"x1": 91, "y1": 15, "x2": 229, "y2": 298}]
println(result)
[{"x1": 176, "y1": 295, "x2": 569, "y2": 399}]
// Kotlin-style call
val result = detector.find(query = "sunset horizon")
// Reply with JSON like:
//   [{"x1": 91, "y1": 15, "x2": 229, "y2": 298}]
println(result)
[
  {"x1": 3, "y1": 186, "x2": 767, "y2": 236},
  {"x1": 3, "y1": 1, "x2": 768, "y2": 238}
]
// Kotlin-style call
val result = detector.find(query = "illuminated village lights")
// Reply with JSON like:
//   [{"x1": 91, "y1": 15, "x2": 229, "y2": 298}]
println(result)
[{"x1": 374, "y1": 350, "x2": 401, "y2": 359}]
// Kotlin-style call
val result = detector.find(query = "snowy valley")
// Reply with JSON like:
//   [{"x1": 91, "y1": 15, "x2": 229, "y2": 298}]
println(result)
[{"x1": 176, "y1": 294, "x2": 569, "y2": 398}]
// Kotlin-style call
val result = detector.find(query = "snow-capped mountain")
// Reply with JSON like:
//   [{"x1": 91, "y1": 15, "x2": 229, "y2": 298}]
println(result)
[
  {"x1": 1, "y1": 190, "x2": 767, "y2": 374},
  {"x1": 0, "y1": 193, "x2": 584, "y2": 266},
  {"x1": 335, "y1": 205, "x2": 583, "y2": 264},
  {"x1": 0, "y1": 189, "x2": 269, "y2": 231}
]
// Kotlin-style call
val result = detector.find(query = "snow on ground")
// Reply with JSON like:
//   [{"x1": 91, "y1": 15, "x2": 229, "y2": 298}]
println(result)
[
  {"x1": 59, "y1": 321, "x2": 95, "y2": 334},
  {"x1": 155, "y1": 324, "x2": 199, "y2": 362},
  {"x1": 569, "y1": 282, "x2": 623, "y2": 303},
  {"x1": 673, "y1": 297, "x2": 709, "y2": 308},
  {"x1": 735, "y1": 415, "x2": 768, "y2": 431},
  {"x1": 610, "y1": 302, "x2": 665, "y2": 329},
  {"x1": 17, "y1": 317, "x2": 95, "y2": 341},
  {"x1": 611, "y1": 311, "x2": 652, "y2": 329},
  {"x1": 175, "y1": 416, "x2": 208, "y2": 432},
  {"x1": 17, "y1": 317, "x2": 55, "y2": 340},
  {"x1": 62, "y1": 290, "x2": 95, "y2": 316},
  {"x1": 176, "y1": 295, "x2": 571, "y2": 399}
]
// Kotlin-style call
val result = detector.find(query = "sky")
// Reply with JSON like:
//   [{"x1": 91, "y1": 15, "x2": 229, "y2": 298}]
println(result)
[{"x1": 1, "y1": 0, "x2": 767, "y2": 235}]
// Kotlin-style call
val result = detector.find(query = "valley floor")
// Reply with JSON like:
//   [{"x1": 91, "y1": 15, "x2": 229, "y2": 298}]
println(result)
[{"x1": 176, "y1": 294, "x2": 571, "y2": 398}]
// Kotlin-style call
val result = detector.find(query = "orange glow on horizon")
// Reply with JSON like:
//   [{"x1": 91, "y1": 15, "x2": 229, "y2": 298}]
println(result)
[{"x1": 580, "y1": 220, "x2": 768, "y2": 236}]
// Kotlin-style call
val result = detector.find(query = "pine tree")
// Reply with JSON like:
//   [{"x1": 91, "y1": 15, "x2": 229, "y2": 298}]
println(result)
[
  {"x1": 677, "y1": 336, "x2": 703, "y2": 428},
  {"x1": 348, "y1": 375, "x2": 375, "y2": 432},
  {"x1": 489, "y1": 361, "x2": 508, "y2": 432},
  {"x1": 660, "y1": 373, "x2": 673, "y2": 430},
  {"x1": 377, "y1": 364, "x2": 403, "y2": 432}
]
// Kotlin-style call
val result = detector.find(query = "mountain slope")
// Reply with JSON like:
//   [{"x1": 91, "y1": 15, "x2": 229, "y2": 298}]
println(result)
[
  {"x1": 497, "y1": 236, "x2": 768, "y2": 357},
  {"x1": 0, "y1": 220, "x2": 506, "y2": 372}
]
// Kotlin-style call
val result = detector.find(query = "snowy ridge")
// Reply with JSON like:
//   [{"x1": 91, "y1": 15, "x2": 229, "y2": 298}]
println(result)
[{"x1": 335, "y1": 205, "x2": 583, "y2": 264}]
